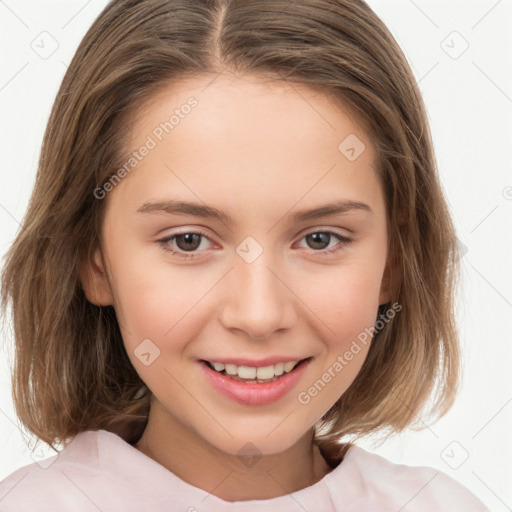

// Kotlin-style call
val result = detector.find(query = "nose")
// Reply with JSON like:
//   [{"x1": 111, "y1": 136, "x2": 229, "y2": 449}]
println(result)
[{"x1": 219, "y1": 253, "x2": 296, "y2": 340}]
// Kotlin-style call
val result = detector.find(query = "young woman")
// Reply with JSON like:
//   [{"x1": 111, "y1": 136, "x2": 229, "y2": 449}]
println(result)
[{"x1": 0, "y1": 0, "x2": 489, "y2": 510}]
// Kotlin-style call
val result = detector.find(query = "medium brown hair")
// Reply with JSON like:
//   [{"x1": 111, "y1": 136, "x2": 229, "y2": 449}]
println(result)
[{"x1": 1, "y1": 0, "x2": 460, "y2": 463}]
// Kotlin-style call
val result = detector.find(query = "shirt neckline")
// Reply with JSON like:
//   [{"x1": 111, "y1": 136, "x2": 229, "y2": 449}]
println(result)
[{"x1": 90, "y1": 428, "x2": 359, "y2": 507}]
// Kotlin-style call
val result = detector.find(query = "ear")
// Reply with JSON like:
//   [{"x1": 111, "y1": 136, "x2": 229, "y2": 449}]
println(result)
[
  {"x1": 78, "y1": 245, "x2": 114, "y2": 306},
  {"x1": 378, "y1": 246, "x2": 401, "y2": 306}
]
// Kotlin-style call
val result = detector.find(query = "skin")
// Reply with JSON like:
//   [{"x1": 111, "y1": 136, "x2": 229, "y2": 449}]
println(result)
[{"x1": 80, "y1": 72, "x2": 395, "y2": 502}]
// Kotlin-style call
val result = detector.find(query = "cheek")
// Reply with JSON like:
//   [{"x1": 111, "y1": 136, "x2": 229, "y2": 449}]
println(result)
[
  {"x1": 295, "y1": 258, "x2": 383, "y2": 406},
  {"x1": 107, "y1": 252, "x2": 211, "y2": 350},
  {"x1": 110, "y1": 260, "x2": 214, "y2": 396},
  {"x1": 304, "y1": 261, "x2": 383, "y2": 343}
]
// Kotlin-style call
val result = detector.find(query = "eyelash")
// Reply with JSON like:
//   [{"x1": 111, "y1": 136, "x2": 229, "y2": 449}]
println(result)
[{"x1": 157, "y1": 229, "x2": 352, "y2": 260}]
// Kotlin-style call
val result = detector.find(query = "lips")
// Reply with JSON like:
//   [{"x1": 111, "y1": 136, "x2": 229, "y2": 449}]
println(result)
[{"x1": 199, "y1": 357, "x2": 313, "y2": 406}]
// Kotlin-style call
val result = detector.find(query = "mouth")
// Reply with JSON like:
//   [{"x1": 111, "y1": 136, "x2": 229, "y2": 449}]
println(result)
[
  {"x1": 199, "y1": 356, "x2": 314, "y2": 406},
  {"x1": 200, "y1": 357, "x2": 313, "y2": 384}
]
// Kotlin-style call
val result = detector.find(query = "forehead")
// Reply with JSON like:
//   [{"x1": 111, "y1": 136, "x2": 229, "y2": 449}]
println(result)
[
  {"x1": 106, "y1": 73, "x2": 384, "y2": 222},
  {"x1": 131, "y1": 72, "x2": 367, "y2": 143}
]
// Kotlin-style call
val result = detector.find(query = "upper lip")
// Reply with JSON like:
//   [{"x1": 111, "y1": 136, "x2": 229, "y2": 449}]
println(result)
[{"x1": 200, "y1": 356, "x2": 311, "y2": 367}]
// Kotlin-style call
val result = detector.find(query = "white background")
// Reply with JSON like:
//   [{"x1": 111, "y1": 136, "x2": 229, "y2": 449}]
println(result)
[{"x1": 1, "y1": 1, "x2": 511, "y2": 510}]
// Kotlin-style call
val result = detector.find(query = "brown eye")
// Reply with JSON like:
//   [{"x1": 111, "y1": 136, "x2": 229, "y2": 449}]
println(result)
[
  {"x1": 298, "y1": 231, "x2": 352, "y2": 254},
  {"x1": 305, "y1": 232, "x2": 331, "y2": 250},
  {"x1": 174, "y1": 233, "x2": 202, "y2": 251},
  {"x1": 157, "y1": 231, "x2": 213, "y2": 259}
]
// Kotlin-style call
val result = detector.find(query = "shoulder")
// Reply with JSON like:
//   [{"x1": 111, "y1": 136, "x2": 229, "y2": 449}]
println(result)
[
  {"x1": 0, "y1": 429, "x2": 198, "y2": 511},
  {"x1": 0, "y1": 429, "x2": 145, "y2": 512},
  {"x1": 324, "y1": 444, "x2": 490, "y2": 511},
  {"x1": 0, "y1": 430, "x2": 100, "y2": 511}
]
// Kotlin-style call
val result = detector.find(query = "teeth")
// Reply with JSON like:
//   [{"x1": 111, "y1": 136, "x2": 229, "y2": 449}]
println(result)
[
  {"x1": 274, "y1": 362, "x2": 284, "y2": 376},
  {"x1": 212, "y1": 362, "x2": 225, "y2": 372},
  {"x1": 208, "y1": 360, "x2": 301, "y2": 380},
  {"x1": 283, "y1": 361, "x2": 297, "y2": 372}
]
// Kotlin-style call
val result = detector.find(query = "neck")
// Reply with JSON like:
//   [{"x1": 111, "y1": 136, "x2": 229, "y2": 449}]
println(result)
[{"x1": 134, "y1": 400, "x2": 333, "y2": 502}]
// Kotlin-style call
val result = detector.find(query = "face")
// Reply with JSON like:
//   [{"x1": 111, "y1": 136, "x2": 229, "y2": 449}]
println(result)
[{"x1": 84, "y1": 73, "x2": 391, "y2": 457}]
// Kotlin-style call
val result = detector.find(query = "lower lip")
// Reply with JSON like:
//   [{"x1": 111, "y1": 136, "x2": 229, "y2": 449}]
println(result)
[{"x1": 199, "y1": 358, "x2": 312, "y2": 406}]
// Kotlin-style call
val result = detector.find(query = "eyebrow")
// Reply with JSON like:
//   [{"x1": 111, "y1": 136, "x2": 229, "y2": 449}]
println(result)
[{"x1": 136, "y1": 198, "x2": 372, "y2": 224}]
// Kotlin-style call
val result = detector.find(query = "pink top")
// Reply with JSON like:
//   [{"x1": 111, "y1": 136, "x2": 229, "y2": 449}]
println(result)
[{"x1": 0, "y1": 429, "x2": 489, "y2": 511}]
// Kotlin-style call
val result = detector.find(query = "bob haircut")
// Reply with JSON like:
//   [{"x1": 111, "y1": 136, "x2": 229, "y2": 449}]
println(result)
[{"x1": 1, "y1": 0, "x2": 460, "y2": 463}]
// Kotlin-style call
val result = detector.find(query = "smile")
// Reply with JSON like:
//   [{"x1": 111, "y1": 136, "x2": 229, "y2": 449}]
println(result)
[
  {"x1": 203, "y1": 359, "x2": 303, "y2": 382},
  {"x1": 199, "y1": 357, "x2": 313, "y2": 405}
]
